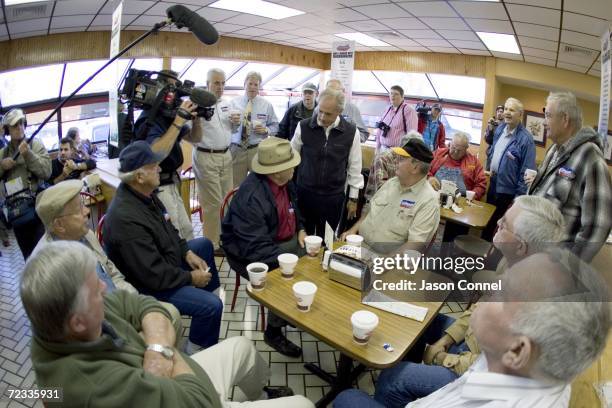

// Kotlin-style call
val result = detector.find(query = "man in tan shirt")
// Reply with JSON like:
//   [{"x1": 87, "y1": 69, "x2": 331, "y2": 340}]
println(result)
[{"x1": 342, "y1": 138, "x2": 439, "y2": 254}]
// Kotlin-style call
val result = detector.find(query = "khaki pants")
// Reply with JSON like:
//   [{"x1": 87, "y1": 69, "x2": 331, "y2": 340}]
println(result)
[
  {"x1": 157, "y1": 181, "x2": 194, "y2": 241},
  {"x1": 191, "y1": 336, "x2": 314, "y2": 408},
  {"x1": 231, "y1": 145, "x2": 257, "y2": 188},
  {"x1": 192, "y1": 149, "x2": 233, "y2": 247}
]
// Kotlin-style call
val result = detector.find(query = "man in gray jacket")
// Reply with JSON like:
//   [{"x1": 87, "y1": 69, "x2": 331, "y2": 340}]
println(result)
[{"x1": 527, "y1": 92, "x2": 611, "y2": 261}]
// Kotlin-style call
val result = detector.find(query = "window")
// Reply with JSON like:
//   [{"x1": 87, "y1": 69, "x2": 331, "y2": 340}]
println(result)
[
  {"x1": 226, "y1": 62, "x2": 285, "y2": 87},
  {"x1": 373, "y1": 71, "x2": 437, "y2": 99},
  {"x1": 0, "y1": 64, "x2": 64, "y2": 106},
  {"x1": 428, "y1": 74, "x2": 485, "y2": 104},
  {"x1": 351, "y1": 71, "x2": 387, "y2": 94},
  {"x1": 441, "y1": 107, "x2": 483, "y2": 145},
  {"x1": 130, "y1": 58, "x2": 163, "y2": 72},
  {"x1": 264, "y1": 67, "x2": 319, "y2": 90},
  {"x1": 61, "y1": 59, "x2": 131, "y2": 97},
  {"x1": 178, "y1": 59, "x2": 244, "y2": 87}
]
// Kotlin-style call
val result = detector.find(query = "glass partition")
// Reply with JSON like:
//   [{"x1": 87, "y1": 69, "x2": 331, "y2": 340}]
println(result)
[{"x1": 0, "y1": 64, "x2": 64, "y2": 106}]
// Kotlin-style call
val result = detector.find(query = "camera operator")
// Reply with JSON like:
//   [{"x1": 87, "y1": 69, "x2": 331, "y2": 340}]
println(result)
[
  {"x1": 134, "y1": 70, "x2": 203, "y2": 241},
  {"x1": 375, "y1": 85, "x2": 418, "y2": 152},
  {"x1": 417, "y1": 102, "x2": 446, "y2": 152},
  {"x1": 484, "y1": 104, "x2": 504, "y2": 148}
]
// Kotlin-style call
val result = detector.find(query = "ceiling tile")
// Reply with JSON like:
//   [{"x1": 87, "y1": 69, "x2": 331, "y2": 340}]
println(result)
[
  {"x1": 329, "y1": 7, "x2": 370, "y2": 22},
  {"x1": 281, "y1": 0, "x2": 342, "y2": 12},
  {"x1": 588, "y1": 71, "x2": 600, "y2": 77},
  {"x1": 436, "y1": 30, "x2": 479, "y2": 41},
  {"x1": 397, "y1": 29, "x2": 441, "y2": 39},
  {"x1": 7, "y1": 18, "x2": 49, "y2": 34},
  {"x1": 416, "y1": 38, "x2": 452, "y2": 47},
  {"x1": 564, "y1": 0, "x2": 612, "y2": 21},
  {"x1": 466, "y1": 18, "x2": 513, "y2": 34},
  {"x1": 399, "y1": 2, "x2": 458, "y2": 18},
  {"x1": 419, "y1": 17, "x2": 469, "y2": 30},
  {"x1": 144, "y1": 2, "x2": 183, "y2": 17},
  {"x1": 561, "y1": 30, "x2": 599, "y2": 50},
  {"x1": 562, "y1": 12, "x2": 609, "y2": 38},
  {"x1": 223, "y1": 14, "x2": 273, "y2": 26},
  {"x1": 458, "y1": 48, "x2": 491, "y2": 56},
  {"x1": 53, "y1": 0, "x2": 104, "y2": 16},
  {"x1": 353, "y1": 4, "x2": 411, "y2": 19},
  {"x1": 212, "y1": 22, "x2": 246, "y2": 33},
  {"x1": 518, "y1": 36, "x2": 558, "y2": 52},
  {"x1": 507, "y1": 4, "x2": 560, "y2": 28},
  {"x1": 232, "y1": 27, "x2": 274, "y2": 37},
  {"x1": 50, "y1": 15, "x2": 93, "y2": 29},
  {"x1": 90, "y1": 14, "x2": 111, "y2": 26},
  {"x1": 286, "y1": 37, "x2": 321, "y2": 45},
  {"x1": 399, "y1": 46, "x2": 430, "y2": 52},
  {"x1": 513, "y1": 22, "x2": 559, "y2": 41},
  {"x1": 449, "y1": 40, "x2": 487, "y2": 50},
  {"x1": 317, "y1": 24, "x2": 355, "y2": 34},
  {"x1": 558, "y1": 44, "x2": 598, "y2": 66},
  {"x1": 557, "y1": 61, "x2": 588, "y2": 73},
  {"x1": 309, "y1": 34, "x2": 338, "y2": 43},
  {"x1": 282, "y1": 13, "x2": 328, "y2": 27},
  {"x1": 11, "y1": 30, "x2": 48, "y2": 39},
  {"x1": 336, "y1": 0, "x2": 390, "y2": 5},
  {"x1": 522, "y1": 46, "x2": 557, "y2": 60},
  {"x1": 49, "y1": 27, "x2": 85, "y2": 34},
  {"x1": 255, "y1": 21, "x2": 298, "y2": 32},
  {"x1": 449, "y1": 1, "x2": 507, "y2": 20},
  {"x1": 262, "y1": 32, "x2": 299, "y2": 41},
  {"x1": 99, "y1": 1, "x2": 155, "y2": 15},
  {"x1": 127, "y1": 14, "x2": 169, "y2": 27},
  {"x1": 524, "y1": 56, "x2": 557, "y2": 66},
  {"x1": 491, "y1": 51, "x2": 524, "y2": 61},
  {"x1": 292, "y1": 27, "x2": 323, "y2": 37},
  {"x1": 197, "y1": 7, "x2": 239, "y2": 22},
  {"x1": 505, "y1": 0, "x2": 561, "y2": 8},
  {"x1": 383, "y1": 37, "x2": 420, "y2": 46},
  {"x1": 341, "y1": 20, "x2": 389, "y2": 32},
  {"x1": 371, "y1": 46, "x2": 402, "y2": 51},
  {"x1": 0, "y1": 24, "x2": 7, "y2": 36},
  {"x1": 378, "y1": 18, "x2": 429, "y2": 30},
  {"x1": 427, "y1": 46, "x2": 461, "y2": 54},
  {"x1": 354, "y1": 45, "x2": 373, "y2": 51}
]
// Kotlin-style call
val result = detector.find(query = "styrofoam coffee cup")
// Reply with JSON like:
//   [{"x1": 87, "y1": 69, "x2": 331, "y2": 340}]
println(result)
[
  {"x1": 293, "y1": 281, "x2": 317, "y2": 312},
  {"x1": 252, "y1": 119, "x2": 264, "y2": 129},
  {"x1": 346, "y1": 234, "x2": 364, "y2": 247},
  {"x1": 466, "y1": 190, "x2": 476, "y2": 202},
  {"x1": 524, "y1": 169, "x2": 537, "y2": 178},
  {"x1": 278, "y1": 253, "x2": 298, "y2": 280},
  {"x1": 247, "y1": 262, "x2": 268, "y2": 291},
  {"x1": 304, "y1": 235, "x2": 323, "y2": 257},
  {"x1": 351, "y1": 310, "x2": 379, "y2": 345}
]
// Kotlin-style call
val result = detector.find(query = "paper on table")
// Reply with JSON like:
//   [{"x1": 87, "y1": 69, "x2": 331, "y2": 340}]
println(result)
[{"x1": 325, "y1": 221, "x2": 334, "y2": 250}]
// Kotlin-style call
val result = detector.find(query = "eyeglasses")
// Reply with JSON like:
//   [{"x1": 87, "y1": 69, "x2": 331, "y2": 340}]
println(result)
[
  {"x1": 450, "y1": 144, "x2": 468, "y2": 152},
  {"x1": 497, "y1": 216, "x2": 524, "y2": 243}
]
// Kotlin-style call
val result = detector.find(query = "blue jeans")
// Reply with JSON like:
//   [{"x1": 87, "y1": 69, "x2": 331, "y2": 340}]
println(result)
[
  {"x1": 374, "y1": 314, "x2": 469, "y2": 408},
  {"x1": 334, "y1": 389, "x2": 385, "y2": 408},
  {"x1": 143, "y1": 238, "x2": 222, "y2": 348}
]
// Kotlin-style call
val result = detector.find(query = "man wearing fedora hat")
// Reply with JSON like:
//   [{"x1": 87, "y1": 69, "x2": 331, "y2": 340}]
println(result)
[
  {"x1": 221, "y1": 137, "x2": 306, "y2": 357},
  {"x1": 103, "y1": 141, "x2": 223, "y2": 352},
  {"x1": 342, "y1": 138, "x2": 440, "y2": 254}
]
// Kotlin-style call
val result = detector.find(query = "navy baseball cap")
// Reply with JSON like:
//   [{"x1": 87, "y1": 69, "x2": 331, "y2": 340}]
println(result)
[{"x1": 119, "y1": 141, "x2": 164, "y2": 172}]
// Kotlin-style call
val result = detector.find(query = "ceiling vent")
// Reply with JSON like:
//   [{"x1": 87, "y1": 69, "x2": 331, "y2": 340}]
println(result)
[
  {"x1": 7, "y1": 3, "x2": 49, "y2": 22},
  {"x1": 562, "y1": 44, "x2": 596, "y2": 58},
  {"x1": 372, "y1": 31, "x2": 402, "y2": 39}
]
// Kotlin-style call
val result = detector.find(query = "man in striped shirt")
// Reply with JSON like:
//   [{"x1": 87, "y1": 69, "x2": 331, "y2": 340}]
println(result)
[{"x1": 375, "y1": 85, "x2": 418, "y2": 152}]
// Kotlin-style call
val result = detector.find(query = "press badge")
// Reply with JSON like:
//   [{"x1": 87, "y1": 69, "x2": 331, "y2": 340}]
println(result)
[
  {"x1": 557, "y1": 166, "x2": 576, "y2": 180},
  {"x1": 400, "y1": 199, "x2": 415, "y2": 209},
  {"x1": 5, "y1": 178, "x2": 24, "y2": 196},
  {"x1": 256, "y1": 113, "x2": 267, "y2": 120}
]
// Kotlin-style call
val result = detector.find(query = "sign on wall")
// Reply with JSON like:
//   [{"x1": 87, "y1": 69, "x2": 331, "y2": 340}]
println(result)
[
  {"x1": 598, "y1": 27, "x2": 611, "y2": 151},
  {"x1": 330, "y1": 41, "x2": 355, "y2": 101},
  {"x1": 108, "y1": 0, "x2": 123, "y2": 148}
]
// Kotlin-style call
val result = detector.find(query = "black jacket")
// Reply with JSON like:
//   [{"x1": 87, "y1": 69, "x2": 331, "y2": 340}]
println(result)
[
  {"x1": 103, "y1": 183, "x2": 191, "y2": 292},
  {"x1": 220, "y1": 172, "x2": 304, "y2": 267},
  {"x1": 277, "y1": 101, "x2": 316, "y2": 140},
  {"x1": 50, "y1": 157, "x2": 96, "y2": 184}
]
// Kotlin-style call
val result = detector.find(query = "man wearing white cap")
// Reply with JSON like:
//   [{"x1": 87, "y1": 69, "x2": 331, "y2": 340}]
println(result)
[
  {"x1": 221, "y1": 137, "x2": 306, "y2": 358},
  {"x1": 0, "y1": 108, "x2": 51, "y2": 259},
  {"x1": 277, "y1": 82, "x2": 318, "y2": 140}
]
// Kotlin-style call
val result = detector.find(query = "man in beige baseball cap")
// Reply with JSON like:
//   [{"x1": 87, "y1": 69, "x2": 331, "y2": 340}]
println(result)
[
  {"x1": 32, "y1": 180, "x2": 182, "y2": 338},
  {"x1": 221, "y1": 137, "x2": 306, "y2": 357}
]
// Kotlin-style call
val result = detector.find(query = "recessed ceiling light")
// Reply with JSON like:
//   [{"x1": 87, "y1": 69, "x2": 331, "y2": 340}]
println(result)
[
  {"x1": 209, "y1": 0, "x2": 305, "y2": 20},
  {"x1": 476, "y1": 32, "x2": 521, "y2": 54},
  {"x1": 5, "y1": 0, "x2": 49, "y2": 5},
  {"x1": 335, "y1": 33, "x2": 392, "y2": 47}
]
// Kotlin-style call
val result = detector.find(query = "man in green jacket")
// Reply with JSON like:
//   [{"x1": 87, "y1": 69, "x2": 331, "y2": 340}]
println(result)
[{"x1": 22, "y1": 241, "x2": 313, "y2": 408}]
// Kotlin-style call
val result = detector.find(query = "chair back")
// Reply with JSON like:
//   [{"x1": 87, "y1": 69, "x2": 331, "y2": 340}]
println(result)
[
  {"x1": 80, "y1": 191, "x2": 104, "y2": 231},
  {"x1": 220, "y1": 187, "x2": 239, "y2": 222},
  {"x1": 181, "y1": 166, "x2": 202, "y2": 222},
  {"x1": 96, "y1": 214, "x2": 106, "y2": 245}
]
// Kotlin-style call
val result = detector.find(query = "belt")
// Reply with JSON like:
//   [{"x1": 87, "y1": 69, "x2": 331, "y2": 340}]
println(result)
[
  {"x1": 231, "y1": 143, "x2": 259, "y2": 150},
  {"x1": 197, "y1": 146, "x2": 229, "y2": 154}
]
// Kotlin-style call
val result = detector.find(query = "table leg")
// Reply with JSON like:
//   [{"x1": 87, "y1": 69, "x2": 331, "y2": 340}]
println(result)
[{"x1": 305, "y1": 353, "x2": 366, "y2": 408}]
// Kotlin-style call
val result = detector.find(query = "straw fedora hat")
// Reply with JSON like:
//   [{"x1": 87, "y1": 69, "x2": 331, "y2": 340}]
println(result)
[{"x1": 251, "y1": 137, "x2": 301, "y2": 175}]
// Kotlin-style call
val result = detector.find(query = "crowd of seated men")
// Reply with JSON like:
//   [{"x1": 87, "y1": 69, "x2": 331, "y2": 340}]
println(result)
[{"x1": 16, "y1": 70, "x2": 611, "y2": 407}]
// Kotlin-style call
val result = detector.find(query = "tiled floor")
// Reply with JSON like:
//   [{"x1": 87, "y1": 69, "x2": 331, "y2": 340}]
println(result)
[{"x1": 0, "y1": 217, "x2": 465, "y2": 407}]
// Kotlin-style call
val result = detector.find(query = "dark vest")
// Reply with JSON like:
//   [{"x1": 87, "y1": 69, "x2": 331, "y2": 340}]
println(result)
[{"x1": 296, "y1": 116, "x2": 356, "y2": 195}]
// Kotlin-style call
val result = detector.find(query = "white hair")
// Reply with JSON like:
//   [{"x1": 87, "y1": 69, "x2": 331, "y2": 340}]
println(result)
[
  {"x1": 505, "y1": 97, "x2": 524, "y2": 113},
  {"x1": 511, "y1": 195, "x2": 566, "y2": 248},
  {"x1": 118, "y1": 169, "x2": 139, "y2": 184},
  {"x1": 20, "y1": 241, "x2": 96, "y2": 342},
  {"x1": 547, "y1": 91, "x2": 583, "y2": 129},
  {"x1": 207, "y1": 68, "x2": 226, "y2": 82},
  {"x1": 452, "y1": 131, "x2": 470, "y2": 146},
  {"x1": 510, "y1": 249, "x2": 610, "y2": 382},
  {"x1": 244, "y1": 71, "x2": 262, "y2": 85},
  {"x1": 319, "y1": 88, "x2": 345, "y2": 112}
]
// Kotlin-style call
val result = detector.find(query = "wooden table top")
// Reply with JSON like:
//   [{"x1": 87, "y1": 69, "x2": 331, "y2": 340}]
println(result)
[
  {"x1": 247, "y1": 251, "x2": 449, "y2": 369},
  {"x1": 440, "y1": 197, "x2": 496, "y2": 229}
]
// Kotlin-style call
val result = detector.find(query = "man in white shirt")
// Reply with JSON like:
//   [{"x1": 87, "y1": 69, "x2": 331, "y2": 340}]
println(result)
[
  {"x1": 290, "y1": 87, "x2": 363, "y2": 237},
  {"x1": 333, "y1": 248, "x2": 610, "y2": 408},
  {"x1": 230, "y1": 71, "x2": 279, "y2": 187},
  {"x1": 192, "y1": 68, "x2": 234, "y2": 249},
  {"x1": 326, "y1": 79, "x2": 369, "y2": 142}
]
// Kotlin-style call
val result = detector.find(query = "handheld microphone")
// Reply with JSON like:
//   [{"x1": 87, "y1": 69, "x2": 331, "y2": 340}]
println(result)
[
  {"x1": 166, "y1": 5, "x2": 219, "y2": 45},
  {"x1": 190, "y1": 87, "x2": 217, "y2": 108}
]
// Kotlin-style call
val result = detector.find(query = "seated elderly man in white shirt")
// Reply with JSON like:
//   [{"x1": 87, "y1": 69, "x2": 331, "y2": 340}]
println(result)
[{"x1": 333, "y1": 248, "x2": 610, "y2": 408}]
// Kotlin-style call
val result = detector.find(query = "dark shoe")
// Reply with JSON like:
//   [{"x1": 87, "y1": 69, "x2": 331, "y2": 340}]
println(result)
[
  {"x1": 263, "y1": 386, "x2": 294, "y2": 399},
  {"x1": 264, "y1": 332, "x2": 302, "y2": 358}
]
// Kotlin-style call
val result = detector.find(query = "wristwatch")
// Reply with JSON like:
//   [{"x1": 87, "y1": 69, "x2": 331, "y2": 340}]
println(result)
[
  {"x1": 348, "y1": 198, "x2": 358, "y2": 203},
  {"x1": 146, "y1": 344, "x2": 174, "y2": 359}
]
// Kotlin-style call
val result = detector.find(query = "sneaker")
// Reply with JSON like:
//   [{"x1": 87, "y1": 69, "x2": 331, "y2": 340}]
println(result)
[
  {"x1": 263, "y1": 386, "x2": 294, "y2": 399},
  {"x1": 264, "y1": 332, "x2": 302, "y2": 358}
]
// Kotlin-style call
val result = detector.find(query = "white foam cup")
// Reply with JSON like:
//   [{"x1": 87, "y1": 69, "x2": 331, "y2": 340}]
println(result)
[
  {"x1": 466, "y1": 190, "x2": 476, "y2": 202},
  {"x1": 304, "y1": 235, "x2": 323, "y2": 256},
  {"x1": 278, "y1": 253, "x2": 298, "y2": 279},
  {"x1": 525, "y1": 169, "x2": 537, "y2": 178},
  {"x1": 293, "y1": 281, "x2": 318, "y2": 312},
  {"x1": 346, "y1": 234, "x2": 364, "y2": 247},
  {"x1": 351, "y1": 310, "x2": 379, "y2": 345},
  {"x1": 247, "y1": 262, "x2": 268, "y2": 291}
]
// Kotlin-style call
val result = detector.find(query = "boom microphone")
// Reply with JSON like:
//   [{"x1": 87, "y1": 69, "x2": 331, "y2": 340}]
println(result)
[
  {"x1": 166, "y1": 5, "x2": 219, "y2": 45},
  {"x1": 190, "y1": 87, "x2": 217, "y2": 107}
]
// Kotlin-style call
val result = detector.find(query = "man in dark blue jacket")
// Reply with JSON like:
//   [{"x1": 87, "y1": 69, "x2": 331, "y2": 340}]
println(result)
[
  {"x1": 483, "y1": 97, "x2": 536, "y2": 240},
  {"x1": 221, "y1": 137, "x2": 306, "y2": 357},
  {"x1": 277, "y1": 82, "x2": 318, "y2": 140}
]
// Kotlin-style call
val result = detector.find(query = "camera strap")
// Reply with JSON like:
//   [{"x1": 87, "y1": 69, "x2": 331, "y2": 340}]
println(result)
[{"x1": 381, "y1": 103, "x2": 406, "y2": 133}]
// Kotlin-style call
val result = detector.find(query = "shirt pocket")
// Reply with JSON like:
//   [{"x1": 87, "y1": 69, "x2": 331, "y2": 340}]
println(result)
[
  {"x1": 545, "y1": 175, "x2": 573, "y2": 209},
  {"x1": 389, "y1": 207, "x2": 415, "y2": 237}
]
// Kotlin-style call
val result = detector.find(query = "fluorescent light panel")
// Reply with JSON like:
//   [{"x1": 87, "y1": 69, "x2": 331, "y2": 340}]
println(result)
[
  {"x1": 209, "y1": 0, "x2": 305, "y2": 20},
  {"x1": 5, "y1": 0, "x2": 49, "y2": 5},
  {"x1": 476, "y1": 32, "x2": 521, "y2": 54},
  {"x1": 335, "y1": 33, "x2": 391, "y2": 47}
]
